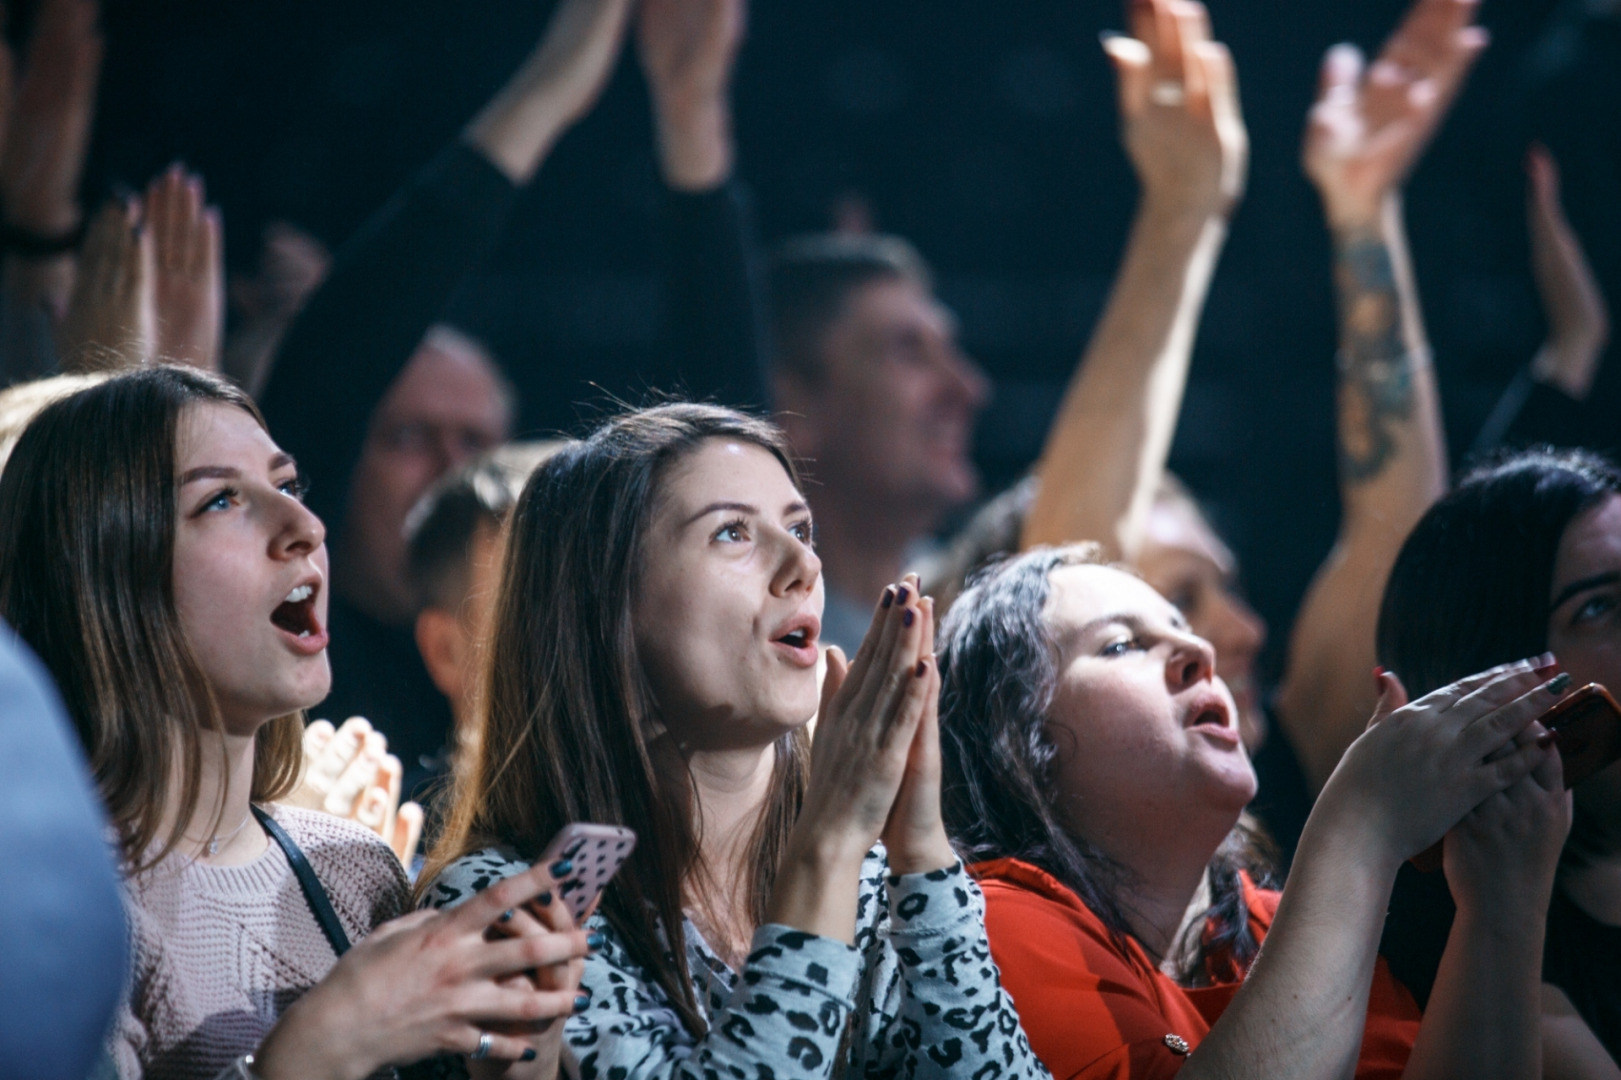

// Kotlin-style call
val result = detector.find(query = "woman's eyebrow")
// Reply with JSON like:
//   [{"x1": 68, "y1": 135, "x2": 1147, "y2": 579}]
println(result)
[
  {"x1": 178, "y1": 465, "x2": 239, "y2": 486},
  {"x1": 1551, "y1": 571, "x2": 1621, "y2": 613},
  {"x1": 684, "y1": 500, "x2": 758, "y2": 527}
]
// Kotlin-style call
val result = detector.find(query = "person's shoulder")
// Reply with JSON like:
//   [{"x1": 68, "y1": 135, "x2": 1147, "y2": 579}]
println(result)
[
  {"x1": 266, "y1": 804, "x2": 407, "y2": 901},
  {"x1": 269, "y1": 803, "x2": 393, "y2": 860},
  {"x1": 419, "y1": 846, "x2": 529, "y2": 910}
]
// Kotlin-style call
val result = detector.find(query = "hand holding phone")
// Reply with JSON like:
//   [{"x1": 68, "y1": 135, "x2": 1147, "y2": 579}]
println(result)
[{"x1": 1410, "y1": 681, "x2": 1621, "y2": 871}]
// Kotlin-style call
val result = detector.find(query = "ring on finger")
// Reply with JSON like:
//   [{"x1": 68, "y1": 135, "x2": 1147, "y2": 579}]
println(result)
[
  {"x1": 1149, "y1": 80, "x2": 1185, "y2": 106},
  {"x1": 470, "y1": 1031, "x2": 494, "y2": 1061}
]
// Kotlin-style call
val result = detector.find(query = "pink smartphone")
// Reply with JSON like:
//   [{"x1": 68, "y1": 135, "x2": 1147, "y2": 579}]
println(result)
[{"x1": 536, "y1": 823, "x2": 637, "y2": 922}]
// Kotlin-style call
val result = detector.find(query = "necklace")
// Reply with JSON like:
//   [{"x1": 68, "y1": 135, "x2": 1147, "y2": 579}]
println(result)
[{"x1": 193, "y1": 809, "x2": 254, "y2": 858}]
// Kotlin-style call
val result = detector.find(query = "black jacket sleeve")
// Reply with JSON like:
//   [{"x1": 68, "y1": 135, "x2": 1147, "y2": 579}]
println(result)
[
  {"x1": 257, "y1": 142, "x2": 521, "y2": 527},
  {"x1": 649, "y1": 179, "x2": 771, "y2": 412}
]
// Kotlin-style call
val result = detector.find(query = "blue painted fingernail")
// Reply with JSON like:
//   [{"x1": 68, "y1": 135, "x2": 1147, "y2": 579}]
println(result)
[
  {"x1": 1547, "y1": 673, "x2": 1572, "y2": 695},
  {"x1": 881, "y1": 587, "x2": 895, "y2": 609},
  {"x1": 587, "y1": 931, "x2": 606, "y2": 949},
  {"x1": 550, "y1": 858, "x2": 573, "y2": 877},
  {"x1": 535, "y1": 890, "x2": 552, "y2": 907},
  {"x1": 574, "y1": 993, "x2": 591, "y2": 1013},
  {"x1": 499, "y1": 909, "x2": 514, "y2": 922},
  {"x1": 903, "y1": 609, "x2": 914, "y2": 628},
  {"x1": 521, "y1": 1049, "x2": 537, "y2": 1062},
  {"x1": 896, "y1": 586, "x2": 910, "y2": 604}
]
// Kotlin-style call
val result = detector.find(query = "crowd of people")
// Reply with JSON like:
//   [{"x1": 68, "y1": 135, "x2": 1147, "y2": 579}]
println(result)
[{"x1": 1, "y1": 0, "x2": 1618, "y2": 1077}]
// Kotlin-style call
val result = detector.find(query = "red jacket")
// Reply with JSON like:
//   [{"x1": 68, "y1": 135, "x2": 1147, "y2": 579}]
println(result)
[{"x1": 973, "y1": 857, "x2": 1423, "y2": 1079}]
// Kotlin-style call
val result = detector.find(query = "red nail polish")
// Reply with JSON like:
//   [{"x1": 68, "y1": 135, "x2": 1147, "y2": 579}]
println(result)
[
  {"x1": 1373, "y1": 665, "x2": 1386, "y2": 694},
  {"x1": 1537, "y1": 732, "x2": 1557, "y2": 750}
]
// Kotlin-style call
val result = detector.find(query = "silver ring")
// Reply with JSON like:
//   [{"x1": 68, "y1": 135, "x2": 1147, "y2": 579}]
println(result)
[
  {"x1": 1149, "y1": 80, "x2": 1186, "y2": 106},
  {"x1": 471, "y1": 1032, "x2": 494, "y2": 1061}
]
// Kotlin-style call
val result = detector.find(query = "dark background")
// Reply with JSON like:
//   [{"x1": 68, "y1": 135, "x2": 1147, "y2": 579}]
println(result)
[{"x1": 61, "y1": 0, "x2": 1619, "y2": 682}]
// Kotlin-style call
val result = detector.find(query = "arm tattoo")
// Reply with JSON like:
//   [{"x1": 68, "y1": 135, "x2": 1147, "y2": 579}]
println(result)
[{"x1": 1333, "y1": 231, "x2": 1416, "y2": 485}]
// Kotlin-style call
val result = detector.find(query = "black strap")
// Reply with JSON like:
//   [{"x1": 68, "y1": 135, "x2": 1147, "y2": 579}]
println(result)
[{"x1": 252, "y1": 805, "x2": 352, "y2": 958}]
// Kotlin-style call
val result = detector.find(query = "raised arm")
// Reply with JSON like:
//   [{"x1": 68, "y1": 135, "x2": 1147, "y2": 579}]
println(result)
[
  {"x1": 258, "y1": 0, "x2": 635, "y2": 527},
  {"x1": 0, "y1": 0, "x2": 102, "y2": 383},
  {"x1": 1473, "y1": 146, "x2": 1612, "y2": 454},
  {"x1": 638, "y1": 0, "x2": 771, "y2": 409},
  {"x1": 1020, "y1": 0, "x2": 1245, "y2": 559},
  {"x1": 1273, "y1": 0, "x2": 1484, "y2": 791}
]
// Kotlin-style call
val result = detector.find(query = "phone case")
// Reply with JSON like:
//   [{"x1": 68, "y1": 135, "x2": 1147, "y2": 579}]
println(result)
[
  {"x1": 1541, "y1": 682, "x2": 1621, "y2": 789},
  {"x1": 536, "y1": 823, "x2": 638, "y2": 922}
]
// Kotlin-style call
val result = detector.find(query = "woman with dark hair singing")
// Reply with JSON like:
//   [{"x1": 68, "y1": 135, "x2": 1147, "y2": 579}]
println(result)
[
  {"x1": 0, "y1": 366, "x2": 593, "y2": 1079},
  {"x1": 419, "y1": 402, "x2": 1042, "y2": 1078},
  {"x1": 937, "y1": 545, "x2": 1570, "y2": 1078},
  {"x1": 1378, "y1": 447, "x2": 1621, "y2": 1073}
]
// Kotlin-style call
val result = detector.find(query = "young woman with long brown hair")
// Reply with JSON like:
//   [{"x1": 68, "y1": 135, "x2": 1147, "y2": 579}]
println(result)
[
  {"x1": 0, "y1": 365, "x2": 591, "y2": 1079},
  {"x1": 420, "y1": 403, "x2": 1043, "y2": 1078}
]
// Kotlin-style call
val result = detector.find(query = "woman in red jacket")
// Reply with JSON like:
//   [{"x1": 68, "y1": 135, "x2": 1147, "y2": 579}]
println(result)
[{"x1": 936, "y1": 544, "x2": 1569, "y2": 1079}]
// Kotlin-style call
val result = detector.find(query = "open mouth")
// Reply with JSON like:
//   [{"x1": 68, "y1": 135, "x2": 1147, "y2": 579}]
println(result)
[
  {"x1": 776, "y1": 628, "x2": 811, "y2": 649},
  {"x1": 271, "y1": 583, "x2": 322, "y2": 639},
  {"x1": 1185, "y1": 699, "x2": 1239, "y2": 745},
  {"x1": 770, "y1": 614, "x2": 821, "y2": 667}
]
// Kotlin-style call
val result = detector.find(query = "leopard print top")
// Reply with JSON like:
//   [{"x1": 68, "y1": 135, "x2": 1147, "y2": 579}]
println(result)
[{"x1": 422, "y1": 845, "x2": 1049, "y2": 1080}]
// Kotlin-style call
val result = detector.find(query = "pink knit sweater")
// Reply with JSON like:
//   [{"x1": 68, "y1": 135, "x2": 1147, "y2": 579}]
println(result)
[{"x1": 112, "y1": 804, "x2": 409, "y2": 1080}]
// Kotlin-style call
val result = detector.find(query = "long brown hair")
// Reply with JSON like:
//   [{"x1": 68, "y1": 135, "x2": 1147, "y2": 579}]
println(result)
[
  {"x1": 423, "y1": 403, "x2": 811, "y2": 1037},
  {"x1": 0, "y1": 366, "x2": 303, "y2": 873}
]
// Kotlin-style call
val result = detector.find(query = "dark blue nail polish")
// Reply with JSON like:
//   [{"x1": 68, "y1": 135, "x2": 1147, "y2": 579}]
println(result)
[
  {"x1": 903, "y1": 609, "x2": 914, "y2": 628},
  {"x1": 499, "y1": 909, "x2": 514, "y2": 922},
  {"x1": 1547, "y1": 672, "x2": 1572, "y2": 695},
  {"x1": 550, "y1": 858, "x2": 573, "y2": 877},
  {"x1": 521, "y1": 1049, "x2": 537, "y2": 1062},
  {"x1": 535, "y1": 890, "x2": 552, "y2": 907},
  {"x1": 574, "y1": 993, "x2": 591, "y2": 1013},
  {"x1": 881, "y1": 587, "x2": 894, "y2": 609},
  {"x1": 896, "y1": 586, "x2": 910, "y2": 605},
  {"x1": 587, "y1": 931, "x2": 606, "y2": 949}
]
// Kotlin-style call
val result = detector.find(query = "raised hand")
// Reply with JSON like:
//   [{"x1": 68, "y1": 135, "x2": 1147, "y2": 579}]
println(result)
[
  {"x1": 878, "y1": 593, "x2": 955, "y2": 874},
  {"x1": 1319, "y1": 660, "x2": 1562, "y2": 865},
  {"x1": 0, "y1": 0, "x2": 103, "y2": 238},
  {"x1": 1101, "y1": 0, "x2": 1247, "y2": 220},
  {"x1": 146, "y1": 164, "x2": 224, "y2": 370},
  {"x1": 254, "y1": 860, "x2": 592, "y2": 1078},
  {"x1": 222, "y1": 221, "x2": 331, "y2": 394},
  {"x1": 464, "y1": 0, "x2": 637, "y2": 185},
  {"x1": 1303, "y1": 0, "x2": 1487, "y2": 229},
  {"x1": 56, "y1": 197, "x2": 153, "y2": 372},
  {"x1": 636, "y1": 0, "x2": 745, "y2": 189},
  {"x1": 1527, "y1": 146, "x2": 1610, "y2": 401},
  {"x1": 803, "y1": 574, "x2": 938, "y2": 855},
  {"x1": 290, "y1": 717, "x2": 425, "y2": 867}
]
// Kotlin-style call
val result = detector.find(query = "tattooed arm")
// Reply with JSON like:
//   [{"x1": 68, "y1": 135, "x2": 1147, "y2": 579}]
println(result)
[{"x1": 1273, "y1": 0, "x2": 1484, "y2": 791}]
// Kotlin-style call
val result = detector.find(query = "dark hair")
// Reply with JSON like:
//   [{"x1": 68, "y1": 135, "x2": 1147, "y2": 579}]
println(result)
[
  {"x1": 1378, "y1": 447, "x2": 1621, "y2": 696},
  {"x1": 404, "y1": 441, "x2": 565, "y2": 611},
  {"x1": 938, "y1": 545, "x2": 1266, "y2": 983},
  {"x1": 422, "y1": 403, "x2": 810, "y2": 1037},
  {"x1": 767, "y1": 233, "x2": 932, "y2": 382},
  {"x1": 0, "y1": 366, "x2": 304, "y2": 872}
]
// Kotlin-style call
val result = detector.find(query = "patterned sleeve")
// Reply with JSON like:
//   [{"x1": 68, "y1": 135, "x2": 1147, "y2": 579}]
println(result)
[
  {"x1": 567, "y1": 923, "x2": 862, "y2": 1080},
  {"x1": 852, "y1": 860, "x2": 1049, "y2": 1079},
  {"x1": 422, "y1": 850, "x2": 867, "y2": 1080}
]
